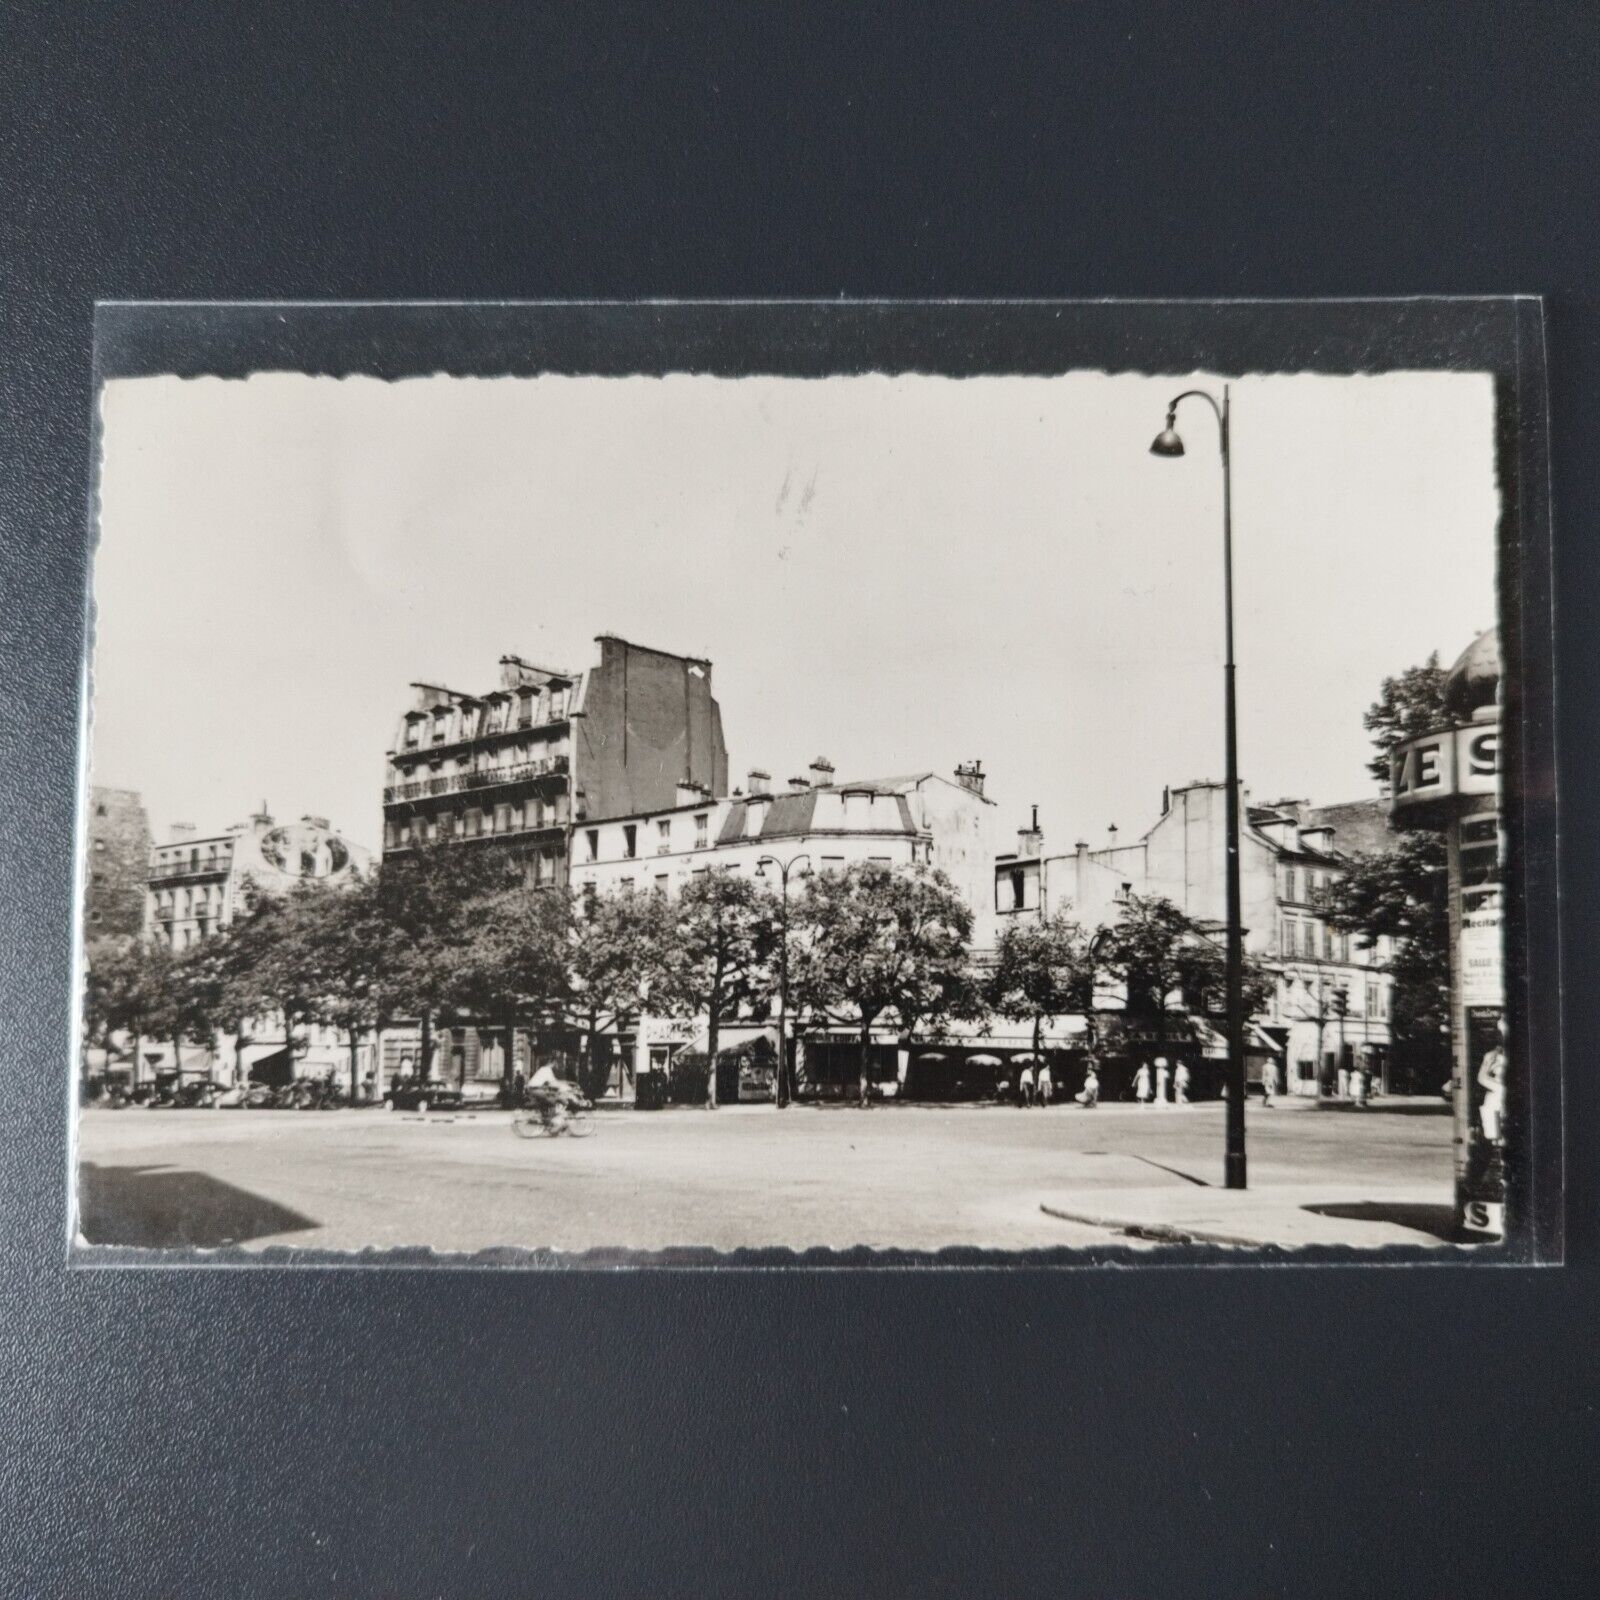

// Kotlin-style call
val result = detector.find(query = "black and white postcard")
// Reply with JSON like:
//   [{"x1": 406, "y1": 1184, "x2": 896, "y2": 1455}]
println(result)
[{"x1": 73, "y1": 300, "x2": 1559, "y2": 1262}]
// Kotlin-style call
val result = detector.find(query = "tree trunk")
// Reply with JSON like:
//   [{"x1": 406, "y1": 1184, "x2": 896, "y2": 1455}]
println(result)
[
  {"x1": 349, "y1": 1032, "x2": 361, "y2": 1102},
  {"x1": 858, "y1": 1021, "x2": 874, "y2": 1108},
  {"x1": 706, "y1": 988, "x2": 720, "y2": 1110},
  {"x1": 501, "y1": 1008, "x2": 516, "y2": 1094},
  {"x1": 131, "y1": 1027, "x2": 143, "y2": 1089},
  {"x1": 419, "y1": 1011, "x2": 433, "y2": 1083}
]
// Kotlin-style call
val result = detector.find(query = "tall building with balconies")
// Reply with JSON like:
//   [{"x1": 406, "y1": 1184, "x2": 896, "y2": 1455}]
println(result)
[
  {"x1": 381, "y1": 636, "x2": 729, "y2": 888},
  {"x1": 146, "y1": 807, "x2": 371, "y2": 950}
]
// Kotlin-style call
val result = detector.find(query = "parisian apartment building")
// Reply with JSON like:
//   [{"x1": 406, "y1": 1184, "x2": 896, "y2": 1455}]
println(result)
[
  {"x1": 139, "y1": 808, "x2": 372, "y2": 1085},
  {"x1": 378, "y1": 636, "x2": 729, "y2": 1084},
  {"x1": 993, "y1": 780, "x2": 1398, "y2": 1094},
  {"x1": 567, "y1": 757, "x2": 1001, "y2": 942},
  {"x1": 381, "y1": 635, "x2": 729, "y2": 888}
]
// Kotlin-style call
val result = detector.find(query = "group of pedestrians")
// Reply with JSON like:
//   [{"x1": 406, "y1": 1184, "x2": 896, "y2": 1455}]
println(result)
[
  {"x1": 1013, "y1": 1059, "x2": 1101, "y2": 1109},
  {"x1": 1131, "y1": 1056, "x2": 1191, "y2": 1105}
]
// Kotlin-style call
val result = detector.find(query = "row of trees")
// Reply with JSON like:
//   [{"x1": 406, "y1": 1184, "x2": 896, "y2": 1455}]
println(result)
[{"x1": 85, "y1": 843, "x2": 1260, "y2": 1107}]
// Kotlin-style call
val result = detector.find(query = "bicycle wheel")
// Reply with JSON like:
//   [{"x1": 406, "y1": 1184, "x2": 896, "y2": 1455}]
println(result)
[
  {"x1": 510, "y1": 1112, "x2": 544, "y2": 1139},
  {"x1": 564, "y1": 1112, "x2": 597, "y2": 1138}
]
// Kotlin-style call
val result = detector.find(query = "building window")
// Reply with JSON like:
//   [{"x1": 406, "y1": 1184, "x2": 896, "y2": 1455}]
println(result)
[
  {"x1": 1010, "y1": 867, "x2": 1026, "y2": 910},
  {"x1": 586, "y1": 828, "x2": 599, "y2": 861},
  {"x1": 655, "y1": 874, "x2": 669, "y2": 894},
  {"x1": 1285, "y1": 867, "x2": 1297, "y2": 902},
  {"x1": 93, "y1": 838, "x2": 106, "y2": 853},
  {"x1": 656, "y1": 819, "x2": 672, "y2": 854},
  {"x1": 582, "y1": 881, "x2": 597, "y2": 908},
  {"x1": 822, "y1": 856, "x2": 845, "y2": 873},
  {"x1": 619, "y1": 876, "x2": 634, "y2": 893},
  {"x1": 623, "y1": 825, "x2": 637, "y2": 859},
  {"x1": 695, "y1": 813, "x2": 708, "y2": 849}
]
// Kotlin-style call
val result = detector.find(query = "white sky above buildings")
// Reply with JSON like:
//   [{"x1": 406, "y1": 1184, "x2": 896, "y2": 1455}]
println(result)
[{"x1": 89, "y1": 369, "x2": 1498, "y2": 854}]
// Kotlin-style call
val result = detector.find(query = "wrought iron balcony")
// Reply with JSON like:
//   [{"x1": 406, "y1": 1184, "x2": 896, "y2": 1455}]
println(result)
[{"x1": 385, "y1": 754, "x2": 569, "y2": 804}]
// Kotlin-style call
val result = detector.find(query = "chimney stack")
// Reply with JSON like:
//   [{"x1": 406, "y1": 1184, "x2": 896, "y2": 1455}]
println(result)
[
  {"x1": 954, "y1": 759, "x2": 986, "y2": 797},
  {"x1": 808, "y1": 757, "x2": 835, "y2": 787},
  {"x1": 747, "y1": 768, "x2": 771, "y2": 797},
  {"x1": 168, "y1": 822, "x2": 197, "y2": 843},
  {"x1": 787, "y1": 775, "x2": 810, "y2": 793},
  {"x1": 675, "y1": 780, "x2": 706, "y2": 808},
  {"x1": 1017, "y1": 805, "x2": 1044, "y2": 858}
]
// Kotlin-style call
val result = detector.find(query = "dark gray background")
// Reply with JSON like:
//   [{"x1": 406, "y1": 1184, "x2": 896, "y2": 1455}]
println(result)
[{"x1": 3, "y1": 5, "x2": 1596, "y2": 1596}]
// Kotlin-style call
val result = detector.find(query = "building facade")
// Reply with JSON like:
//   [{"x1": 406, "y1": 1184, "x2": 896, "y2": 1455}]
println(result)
[
  {"x1": 993, "y1": 782, "x2": 1397, "y2": 1095},
  {"x1": 566, "y1": 759, "x2": 1002, "y2": 1099},
  {"x1": 141, "y1": 808, "x2": 371, "y2": 1084},
  {"x1": 146, "y1": 807, "x2": 371, "y2": 949},
  {"x1": 569, "y1": 758, "x2": 998, "y2": 928},
  {"x1": 85, "y1": 786, "x2": 151, "y2": 938},
  {"x1": 381, "y1": 636, "x2": 729, "y2": 888}
]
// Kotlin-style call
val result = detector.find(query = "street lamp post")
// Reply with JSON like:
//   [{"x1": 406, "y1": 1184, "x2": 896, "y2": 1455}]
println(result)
[
  {"x1": 757, "y1": 852, "x2": 810, "y2": 1108},
  {"x1": 1151, "y1": 383, "x2": 1247, "y2": 1188}
]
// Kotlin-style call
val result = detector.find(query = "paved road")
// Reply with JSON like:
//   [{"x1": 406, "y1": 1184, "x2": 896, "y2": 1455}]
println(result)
[{"x1": 76, "y1": 1097, "x2": 1454, "y2": 1257}]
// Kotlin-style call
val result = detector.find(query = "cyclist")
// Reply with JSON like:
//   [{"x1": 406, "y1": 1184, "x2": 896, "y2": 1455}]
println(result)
[{"x1": 526, "y1": 1063, "x2": 583, "y2": 1133}]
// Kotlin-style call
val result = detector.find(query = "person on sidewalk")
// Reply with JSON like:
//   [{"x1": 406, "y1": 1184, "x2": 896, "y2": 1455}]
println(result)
[
  {"x1": 1075, "y1": 1064, "x2": 1100, "y2": 1108},
  {"x1": 1036, "y1": 1060, "x2": 1053, "y2": 1107},
  {"x1": 1017, "y1": 1060, "x2": 1035, "y2": 1108},
  {"x1": 1260, "y1": 1059, "x2": 1277, "y2": 1107},
  {"x1": 1352, "y1": 1060, "x2": 1370, "y2": 1107},
  {"x1": 1154, "y1": 1057, "x2": 1170, "y2": 1105},
  {"x1": 1132, "y1": 1061, "x2": 1152, "y2": 1104},
  {"x1": 1173, "y1": 1060, "x2": 1191, "y2": 1103}
]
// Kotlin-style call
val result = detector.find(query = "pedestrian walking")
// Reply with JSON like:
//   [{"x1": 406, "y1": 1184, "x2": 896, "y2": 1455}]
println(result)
[
  {"x1": 1036, "y1": 1060, "x2": 1053, "y2": 1106},
  {"x1": 1075, "y1": 1065, "x2": 1100, "y2": 1108},
  {"x1": 1173, "y1": 1060, "x2": 1191, "y2": 1103},
  {"x1": 1132, "y1": 1061, "x2": 1152, "y2": 1104},
  {"x1": 1260, "y1": 1059, "x2": 1277, "y2": 1107},
  {"x1": 1478, "y1": 1037, "x2": 1506, "y2": 1143},
  {"x1": 1352, "y1": 1060, "x2": 1370, "y2": 1107},
  {"x1": 1017, "y1": 1061, "x2": 1035, "y2": 1108},
  {"x1": 1154, "y1": 1057, "x2": 1170, "y2": 1104}
]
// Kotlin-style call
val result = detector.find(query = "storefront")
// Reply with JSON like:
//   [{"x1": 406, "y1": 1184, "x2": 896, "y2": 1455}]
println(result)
[{"x1": 1389, "y1": 628, "x2": 1505, "y2": 1237}]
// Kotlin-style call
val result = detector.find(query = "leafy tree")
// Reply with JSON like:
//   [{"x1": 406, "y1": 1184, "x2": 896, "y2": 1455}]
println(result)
[
  {"x1": 1319, "y1": 656, "x2": 1454, "y2": 1087},
  {"x1": 1316, "y1": 831, "x2": 1450, "y2": 1084},
  {"x1": 83, "y1": 936, "x2": 159, "y2": 1081},
  {"x1": 376, "y1": 844, "x2": 519, "y2": 1081},
  {"x1": 987, "y1": 912, "x2": 1095, "y2": 1056},
  {"x1": 450, "y1": 882, "x2": 574, "y2": 1092},
  {"x1": 1098, "y1": 893, "x2": 1271, "y2": 1056},
  {"x1": 1364, "y1": 652, "x2": 1447, "y2": 786},
  {"x1": 567, "y1": 887, "x2": 676, "y2": 1100},
  {"x1": 656, "y1": 871, "x2": 779, "y2": 1108},
  {"x1": 296, "y1": 873, "x2": 398, "y2": 1099},
  {"x1": 791, "y1": 862, "x2": 973, "y2": 1107},
  {"x1": 216, "y1": 882, "x2": 330, "y2": 1077}
]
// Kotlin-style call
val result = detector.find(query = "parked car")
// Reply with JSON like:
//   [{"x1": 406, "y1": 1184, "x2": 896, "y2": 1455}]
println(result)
[{"x1": 382, "y1": 1080, "x2": 463, "y2": 1113}]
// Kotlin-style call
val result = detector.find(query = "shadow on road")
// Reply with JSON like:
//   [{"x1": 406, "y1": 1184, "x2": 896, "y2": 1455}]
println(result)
[
  {"x1": 1302, "y1": 1200, "x2": 1460, "y2": 1241},
  {"x1": 78, "y1": 1162, "x2": 318, "y2": 1249}
]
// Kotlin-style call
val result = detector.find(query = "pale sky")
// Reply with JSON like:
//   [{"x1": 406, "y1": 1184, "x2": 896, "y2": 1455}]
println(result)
[{"x1": 89, "y1": 369, "x2": 1498, "y2": 855}]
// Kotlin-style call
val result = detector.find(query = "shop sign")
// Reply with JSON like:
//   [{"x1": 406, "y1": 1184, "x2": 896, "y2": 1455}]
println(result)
[
  {"x1": 1459, "y1": 907, "x2": 1504, "y2": 1009},
  {"x1": 1390, "y1": 720, "x2": 1500, "y2": 812}
]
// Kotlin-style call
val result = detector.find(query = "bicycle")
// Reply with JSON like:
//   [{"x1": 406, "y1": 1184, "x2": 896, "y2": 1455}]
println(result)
[{"x1": 510, "y1": 1092, "x2": 597, "y2": 1139}]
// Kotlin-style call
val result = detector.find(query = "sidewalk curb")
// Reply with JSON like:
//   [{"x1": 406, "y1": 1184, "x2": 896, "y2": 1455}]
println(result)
[{"x1": 1039, "y1": 1203, "x2": 1279, "y2": 1249}]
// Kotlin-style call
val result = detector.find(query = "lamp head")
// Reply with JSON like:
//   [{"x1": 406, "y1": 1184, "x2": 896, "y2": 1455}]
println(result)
[{"x1": 1149, "y1": 409, "x2": 1185, "y2": 457}]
